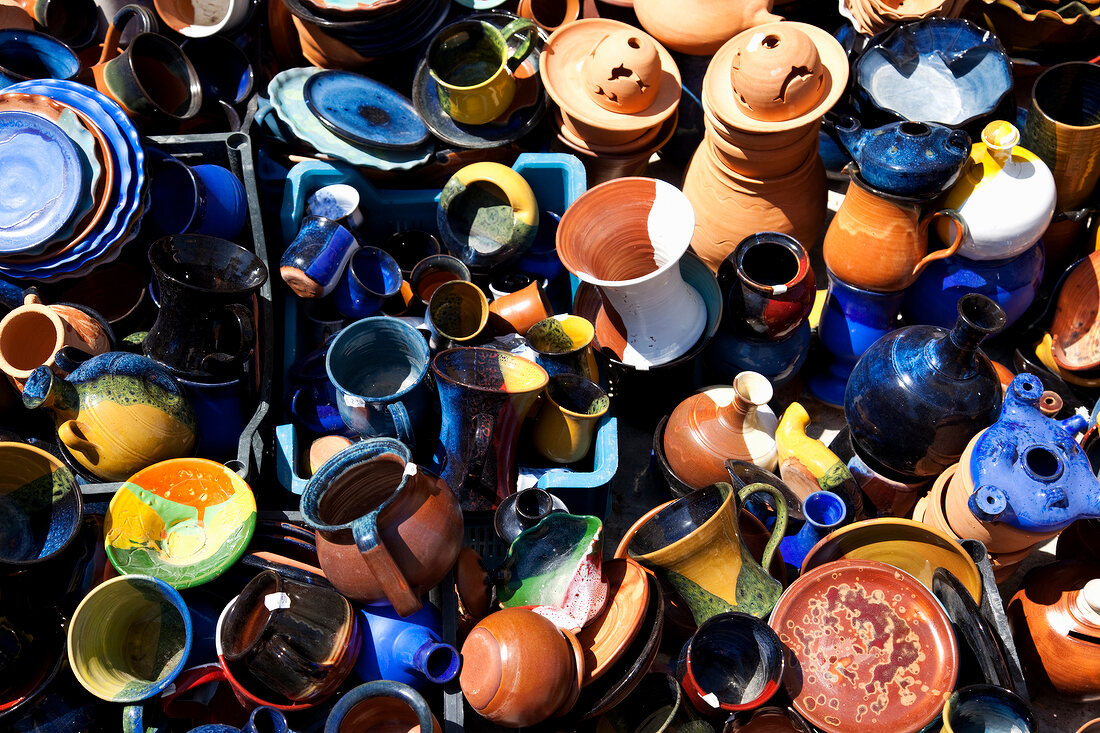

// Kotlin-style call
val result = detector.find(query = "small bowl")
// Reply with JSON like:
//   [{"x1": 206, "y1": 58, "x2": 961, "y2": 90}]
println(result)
[{"x1": 0, "y1": 441, "x2": 83, "y2": 568}]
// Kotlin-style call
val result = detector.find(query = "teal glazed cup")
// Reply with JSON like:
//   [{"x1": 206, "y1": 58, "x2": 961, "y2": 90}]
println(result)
[
  {"x1": 325, "y1": 316, "x2": 430, "y2": 446},
  {"x1": 0, "y1": 30, "x2": 80, "y2": 88},
  {"x1": 332, "y1": 247, "x2": 403, "y2": 319}
]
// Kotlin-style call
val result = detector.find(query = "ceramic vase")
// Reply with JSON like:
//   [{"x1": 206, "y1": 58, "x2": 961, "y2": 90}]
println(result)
[
  {"x1": 22, "y1": 352, "x2": 196, "y2": 482},
  {"x1": 663, "y1": 371, "x2": 779, "y2": 490},
  {"x1": 704, "y1": 321, "x2": 811, "y2": 388},
  {"x1": 939, "y1": 121, "x2": 1057, "y2": 261},
  {"x1": 300, "y1": 438, "x2": 463, "y2": 617},
  {"x1": 717, "y1": 231, "x2": 816, "y2": 340},
  {"x1": 354, "y1": 603, "x2": 459, "y2": 690},
  {"x1": 556, "y1": 177, "x2": 705, "y2": 368},
  {"x1": 845, "y1": 294, "x2": 1006, "y2": 482},
  {"x1": 823, "y1": 169, "x2": 965, "y2": 293},
  {"x1": 633, "y1": 0, "x2": 780, "y2": 55},
  {"x1": 778, "y1": 490, "x2": 847, "y2": 574}
]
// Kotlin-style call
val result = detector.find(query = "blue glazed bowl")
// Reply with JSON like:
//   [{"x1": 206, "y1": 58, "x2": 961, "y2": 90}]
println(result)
[{"x1": 0, "y1": 30, "x2": 79, "y2": 88}]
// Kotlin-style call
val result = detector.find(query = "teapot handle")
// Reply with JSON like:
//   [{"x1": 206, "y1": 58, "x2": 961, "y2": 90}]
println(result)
[
  {"x1": 98, "y1": 5, "x2": 159, "y2": 66},
  {"x1": 351, "y1": 513, "x2": 421, "y2": 617},
  {"x1": 913, "y1": 209, "x2": 967, "y2": 277},
  {"x1": 736, "y1": 483, "x2": 788, "y2": 575}
]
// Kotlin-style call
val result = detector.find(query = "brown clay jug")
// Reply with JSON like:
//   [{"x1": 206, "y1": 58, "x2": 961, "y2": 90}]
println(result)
[{"x1": 823, "y1": 171, "x2": 965, "y2": 292}]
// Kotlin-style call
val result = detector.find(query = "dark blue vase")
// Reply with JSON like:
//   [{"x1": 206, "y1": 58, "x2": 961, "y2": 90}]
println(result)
[
  {"x1": 353, "y1": 602, "x2": 459, "y2": 689},
  {"x1": 809, "y1": 271, "x2": 906, "y2": 407},
  {"x1": 778, "y1": 490, "x2": 847, "y2": 576},
  {"x1": 704, "y1": 321, "x2": 811, "y2": 387},
  {"x1": 902, "y1": 241, "x2": 1044, "y2": 329},
  {"x1": 845, "y1": 294, "x2": 1006, "y2": 482}
]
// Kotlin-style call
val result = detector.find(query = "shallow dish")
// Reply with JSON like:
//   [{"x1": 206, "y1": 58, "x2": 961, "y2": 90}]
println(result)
[{"x1": 304, "y1": 70, "x2": 428, "y2": 150}]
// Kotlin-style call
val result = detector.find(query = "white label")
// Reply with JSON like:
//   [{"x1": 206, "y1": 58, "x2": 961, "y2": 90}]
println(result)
[
  {"x1": 403, "y1": 462, "x2": 418, "y2": 478},
  {"x1": 701, "y1": 692, "x2": 720, "y2": 709},
  {"x1": 342, "y1": 394, "x2": 366, "y2": 408},
  {"x1": 264, "y1": 592, "x2": 291, "y2": 610}
]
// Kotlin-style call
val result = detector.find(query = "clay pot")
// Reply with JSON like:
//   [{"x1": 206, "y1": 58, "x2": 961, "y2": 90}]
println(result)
[
  {"x1": 0, "y1": 293, "x2": 113, "y2": 391},
  {"x1": 705, "y1": 120, "x2": 820, "y2": 179},
  {"x1": 517, "y1": 0, "x2": 580, "y2": 32},
  {"x1": 291, "y1": 15, "x2": 372, "y2": 70},
  {"x1": 1050, "y1": 251, "x2": 1100, "y2": 372},
  {"x1": 633, "y1": 0, "x2": 780, "y2": 55},
  {"x1": 683, "y1": 140, "x2": 826, "y2": 272},
  {"x1": 717, "y1": 231, "x2": 816, "y2": 340},
  {"x1": 664, "y1": 371, "x2": 778, "y2": 490},
  {"x1": 824, "y1": 171, "x2": 965, "y2": 293},
  {"x1": 459, "y1": 608, "x2": 584, "y2": 727}
]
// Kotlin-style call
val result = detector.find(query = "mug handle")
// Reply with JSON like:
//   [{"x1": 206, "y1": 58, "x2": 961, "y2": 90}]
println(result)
[
  {"x1": 52, "y1": 346, "x2": 94, "y2": 374},
  {"x1": 244, "y1": 706, "x2": 291, "y2": 733},
  {"x1": 351, "y1": 513, "x2": 421, "y2": 617},
  {"x1": 160, "y1": 663, "x2": 229, "y2": 721},
  {"x1": 58, "y1": 420, "x2": 101, "y2": 465},
  {"x1": 98, "y1": 4, "x2": 159, "y2": 65},
  {"x1": 736, "y1": 483, "x2": 789, "y2": 574},
  {"x1": 499, "y1": 18, "x2": 537, "y2": 72},
  {"x1": 913, "y1": 209, "x2": 967, "y2": 278},
  {"x1": 122, "y1": 705, "x2": 152, "y2": 733},
  {"x1": 200, "y1": 303, "x2": 256, "y2": 374},
  {"x1": 325, "y1": 681, "x2": 435, "y2": 733},
  {"x1": 387, "y1": 401, "x2": 415, "y2": 448}
]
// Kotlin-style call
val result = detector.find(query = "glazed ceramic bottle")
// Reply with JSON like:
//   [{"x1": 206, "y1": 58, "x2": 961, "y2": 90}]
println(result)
[
  {"x1": 835, "y1": 117, "x2": 970, "y2": 198},
  {"x1": 663, "y1": 371, "x2": 778, "y2": 489},
  {"x1": 776, "y1": 402, "x2": 864, "y2": 521},
  {"x1": 717, "y1": 231, "x2": 816, "y2": 340},
  {"x1": 938, "y1": 121, "x2": 1057, "y2": 261},
  {"x1": 845, "y1": 294, "x2": 1006, "y2": 482},
  {"x1": 777, "y1": 490, "x2": 847, "y2": 574}
]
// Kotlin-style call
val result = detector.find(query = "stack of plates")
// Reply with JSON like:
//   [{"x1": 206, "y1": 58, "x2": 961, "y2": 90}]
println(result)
[{"x1": 0, "y1": 80, "x2": 145, "y2": 283}]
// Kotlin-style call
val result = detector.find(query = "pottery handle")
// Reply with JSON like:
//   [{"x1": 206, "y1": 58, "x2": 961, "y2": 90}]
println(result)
[
  {"x1": 736, "y1": 483, "x2": 788, "y2": 575},
  {"x1": 201, "y1": 303, "x2": 256, "y2": 373},
  {"x1": 122, "y1": 705, "x2": 155, "y2": 733},
  {"x1": 52, "y1": 346, "x2": 93, "y2": 375},
  {"x1": 913, "y1": 209, "x2": 967, "y2": 277},
  {"x1": 243, "y1": 706, "x2": 291, "y2": 733},
  {"x1": 160, "y1": 663, "x2": 229, "y2": 721},
  {"x1": 58, "y1": 420, "x2": 100, "y2": 465},
  {"x1": 387, "y1": 401, "x2": 415, "y2": 448},
  {"x1": 328, "y1": 681, "x2": 436, "y2": 733},
  {"x1": 98, "y1": 5, "x2": 159, "y2": 65},
  {"x1": 351, "y1": 514, "x2": 421, "y2": 617},
  {"x1": 500, "y1": 18, "x2": 537, "y2": 72}
]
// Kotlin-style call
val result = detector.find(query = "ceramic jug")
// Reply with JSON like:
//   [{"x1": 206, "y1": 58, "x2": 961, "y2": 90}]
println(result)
[
  {"x1": 664, "y1": 371, "x2": 779, "y2": 490},
  {"x1": 21, "y1": 352, "x2": 196, "y2": 482},
  {"x1": 717, "y1": 232, "x2": 815, "y2": 340},
  {"x1": 354, "y1": 602, "x2": 459, "y2": 690},
  {"x1": 627, "y1": 482, "x2": 788, "y2": 624},
  {"x1": 144, "y1": 235, "x2": 268, "y2": 378},
  {"x1": 835, "y1": 117, "x2": 970, "y2": 198},
  {"x1": 776, "y1": 402, "x2": 864, "y2": 522},
  {"x1": 823, "y1": 169, "x2": 966, "y2": 293},
  {"x1": 300, "y1": 438, "x2": 463, "y2": 617},
  {"x1": 845, "y1": 294, "x2": 1007, "y2": 482},
  {"x1": 955, "y1": 373, "x2": 1097, "y2": 533},
  {"x1": 431, "y1": 348, "x2": 548, "y2": 512},
  {"x1": 325, "y1": 680, "x2": 441, "y2": 733},
  {"x1": 939, "y1": 121, "x2": 1057, "y2": 261}
]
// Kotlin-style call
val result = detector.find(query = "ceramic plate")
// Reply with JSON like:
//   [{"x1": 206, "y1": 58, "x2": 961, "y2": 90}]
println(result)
[
  {"x1": 799, "y1": 517, "x2": 983, "y2": 603},
  {"x1": 304, "y1": 70, "x2": 429, "y2": 150},
  {"x1": 769, "y1": 559, "x2": 959, "y2": 733},
  {"x1": 0, "y1": 110, "x2": 83, "y2": 255},
  {"x1": 268, "y1": 67, "x2": 433, "y2": 170},
  {"x1": 931, "y1": 567, "x2": 1016, "y2": 692},
  {"x1": 577, "y1": 558, "x2": 650, "y2": 686}
]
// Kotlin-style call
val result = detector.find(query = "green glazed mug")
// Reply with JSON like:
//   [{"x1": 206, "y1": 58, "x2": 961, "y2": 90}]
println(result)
[{"x1": 427, "y1": 18, "x2": 537, "y2": 126}]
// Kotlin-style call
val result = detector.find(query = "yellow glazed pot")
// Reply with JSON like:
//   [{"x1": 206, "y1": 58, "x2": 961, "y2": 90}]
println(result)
[{"x1": 533, "y1": 374, "x2": 609, "y2": 464}]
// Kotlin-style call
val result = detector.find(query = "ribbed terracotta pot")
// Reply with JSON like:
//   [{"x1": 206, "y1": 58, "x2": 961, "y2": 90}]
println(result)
[{"x1": 705, "y1": 118, "x2": 821, "y2": 179}]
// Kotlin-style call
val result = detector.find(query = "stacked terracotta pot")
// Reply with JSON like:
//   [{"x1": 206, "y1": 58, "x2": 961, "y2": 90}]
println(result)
[
  {"x1": 540, "y1": 19, "x2": 682, "y2": 186},
  {"x1": 841, "y1": 0, "x2": 968, "y2": 36},
  {"x1": 682, "y1": 21, "x2": 848, "y2": 271}
]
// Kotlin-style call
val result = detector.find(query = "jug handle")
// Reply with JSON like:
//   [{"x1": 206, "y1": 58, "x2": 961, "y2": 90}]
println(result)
[
  {"x1": 387, "y1": 402, "x2": 415, "y2": 448},
  {"x1": 465, "y1": 413, "x2": 495, "y2": 489},
  {"x1": 58, "y1": 420, "x2": 100, "y2": 465},
  {"x1": 736, "y1": 483, "x2": 788, "y2": 574},
  {"x1": 200, "y1": 303, "x2": 256, "y2": 374},
  {"x1": 501, "y1": 18, "x2": 537, "y2": 72},
  {"x1": 351, "y1": 514, "x2": 421, "y2": 617},
  {"x1": 98, "y1": 5, "x2": 159, "y2": 66},
  {"x1": 913, "y1": 209, "x2": 967, "y2": 278}
]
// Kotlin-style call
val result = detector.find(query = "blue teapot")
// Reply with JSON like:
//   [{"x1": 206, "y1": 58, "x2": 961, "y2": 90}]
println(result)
[{"x1": 836, "y1": 116, "x2": 971, "y2": 198}]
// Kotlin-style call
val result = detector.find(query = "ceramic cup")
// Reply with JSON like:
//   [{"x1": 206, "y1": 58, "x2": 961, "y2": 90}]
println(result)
[
  {"x1": 487, "y1": 280, "x2": 552, "y2": 336},
  {"x1": 220, "y1": 570, "x2": 359, "y2": 703},
  {"x1": 180, "y1": 35, "x2": 255, "y2": 107},
  {"x1": 149, "y1": 150, "x2": 247, "y2": 240},
  {"x1": 0, "y1": 293, "x2": 114, "y2": 390},
  {"x1": 332, "y1": 247, "x2": 402, "y2": 319},
  {"x1": 280, "y1": 216, "x2": 360, "y2": 299},
  {"x1": 533, "y1": 373, "x2": 609, "y2": 464},
  {"x1": 306, "y1": 184, "x2": 364, "y2": 233},
  {"x1": 324, "y1": 680, "x2": 441, "y2": 733},
  {"x1": 325, "y1": 316, "x2": 430, "y2": 446},
  {"x1": 68, "y1": 574, "x2": 193, "y2": 703},
  {"x1": 19, "y1": 0, "x2": 98, "y2": 48},
  {"x1": 941, "y1": 684, "x2": 1035, "y2": 733},
  {"x1": 0, "y1": 29, "x2": 79, "y2": 88},
  {"x1": 427, "y1": 18, "x2": 538, "y2": 126},
  {"x1": 92, "y1": 5, "x2": 202, "y2": 120},
  {"x1": 1021, "y1": 61, "x2": 1100, "y2": 212},
  {"x1": 527, "y1": 314, "x2": 599, "y2": 381},
  {"x1": 410, "y1": 254, "x2": 471, "y2": 305},
  {"x1": 427, "y1": 279, "x2": 489, "y2": 350}
]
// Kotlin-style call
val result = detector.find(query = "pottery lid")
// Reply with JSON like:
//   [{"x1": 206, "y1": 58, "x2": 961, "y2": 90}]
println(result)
[
  {"x1": 1077, "y1": 579, "x2": 1100, "y2": 625},
  {"x1": 705, "y1": 21, "x2": 848, "y2": 133},
  {"x1": 584, "y1": 30, "x2": 663, "y2": 115},
  {"x1": 540, "y1": 19, "x2": 681, "y2": 138}
]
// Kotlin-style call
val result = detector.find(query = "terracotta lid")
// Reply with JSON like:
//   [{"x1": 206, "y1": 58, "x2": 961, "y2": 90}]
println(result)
[
  {"x1": 704, "y1": 21, "x2": 848, "y2": 134},
  {"x1": 584, "y1": 29, "x2": 663, "y2": 114},
  {"x1": 541, "y1": 18, "x2": 681, "y2": 139}
]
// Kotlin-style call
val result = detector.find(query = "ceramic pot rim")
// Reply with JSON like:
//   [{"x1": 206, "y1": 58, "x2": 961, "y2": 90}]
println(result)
[
  {"x1": 0, "y1": 440, "x2": 83, "y2": 566},
  {"x1": 0, "y1": 29, "x2": 79, "y2": 80},
  {"x1": 627, "y1": 482, "x2": 734, "y2": 562},
  {"x1": 0, "y1": 303, "x2": 66, "y2": 378},
  {"x1": 430, "y1": 346, "x2": 548, "y2": 394},
  {"x1": 326, "y1": 316, "x2": 430, "y2": 403},
  {"x1": 528, "y1": 314, "x2": 594, "y2": 356},
  {"x1": 1031, "y1": 62, "x2": 1100, "y2": 132},
  {"x1": 681, "y1": 610, "x2": 785, "y2": 711},
  {"x1": 300, "y1": 437, "x2": 415, "y2": 533},
  {"x1": 730, "y1": 231, "x2": 812, "y2": 294}
]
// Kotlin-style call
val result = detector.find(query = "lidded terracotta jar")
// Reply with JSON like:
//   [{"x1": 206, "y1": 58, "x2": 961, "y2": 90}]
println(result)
[
  {"x1": 663, "y1": 371, "x2": 778, "y2": 489},
  {"x1": 633, "y1": 0, "x2": 781, "y2": 55}
]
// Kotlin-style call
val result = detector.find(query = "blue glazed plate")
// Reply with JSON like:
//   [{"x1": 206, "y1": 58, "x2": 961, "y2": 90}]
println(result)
[
  {"x1": 0, "y1": 110, "x2": 83, "y2": 255},
  {"x1": 43, "y1": 108, "x2": 102, "y2": 248},
  {"x1": 303, "y1": 70, "x2": 429, "y2": 150},
  {"x1": 2, "y1": 80, "x2": 144, "y2": 281}
]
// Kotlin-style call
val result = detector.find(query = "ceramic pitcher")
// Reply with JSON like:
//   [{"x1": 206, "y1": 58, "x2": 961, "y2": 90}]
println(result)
[
  {"x1": 301, "y1": 438, "x2": 463, "y2": 617},
  {"x1": 823, "y1": 170, "x2": 965, "y2": 293},
  {"x1": 626, "y1": 482, "x2": 787, "y2": 624}
]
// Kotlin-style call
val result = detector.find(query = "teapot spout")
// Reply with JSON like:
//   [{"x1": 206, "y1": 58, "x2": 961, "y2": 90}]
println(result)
[
  {"x1": 21, "y1": 365, "x2": 78, "y2": 416},
  {"x1": 834, "y1": 114, "x2": 865, "y2": 161}
]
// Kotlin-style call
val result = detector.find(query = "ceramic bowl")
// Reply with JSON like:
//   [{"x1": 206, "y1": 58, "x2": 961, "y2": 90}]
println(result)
[
  {"x1": 0, "y1": 442, "x2": 83, "y2": 568},
  {"x1": 0, "y1": 598, "x2": 65, "y2": 721},
  {"x1": 1050, "y1": 252, "x2": 1100, "y2": 371},
  {"x1": 576, "y1": 558, "x2": 650, "y2": 685},
  {"x1": 677, "y1": 611, "x2": 786, "y2": 713},
  {"x1": 962, "y1": 0, "x2": 1100, "y2": 61},
  {"x1": 104, "y1": 458, "x2": 257, "y2": 589},
  {"x1": 854, "y1": 17, "x2": 1013, "y2": 131}
]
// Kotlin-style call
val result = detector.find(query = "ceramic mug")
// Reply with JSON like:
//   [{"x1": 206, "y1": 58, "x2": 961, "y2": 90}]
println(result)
[
  {"x1": 15, "y1": 0, "x2": 98, "y2": 48},
  {"x1": 324, "y1": 680, "x2": 441, "y2": 733},
  {"x1": 332, "y1": 247, "x2": 403, "y2": 319},
  {"x1": 306, "y1": 184, "x2": 363, "y2": 232},
  {"x1": 153, "y1": 0, "x2": 252, "y2": 37},
  {"x1": 324, "y1": 316, "x2": 430, "y2": 446},
  {"x1": 426, "y1": 279, "x2": 489, "y2": 350},
  {"x1": 280, "y1": 216, "x2": 360, "y2": 299},
  {"x1": 526, "y1": 314, "x2": 599, "y2": 381},
  {"x1": 68, "y1": 575, "x2": 193, "y2": 703},
  {"x1": 427, "y1": 18, "x2": 538, "y2": 126},
  {"x1": 92, "y1": 5, "x2": 202, "y2": 120},
  {"x1": 1021, "y1": 61, "x2": 1100, "y2": 212},
  {"x1": 487, "y1": 280, "x2": 552, "y2": 336},
  {"x1": 179, "y1": 35, "x2": 254, "y2": 107},
  {"x1": 149, "y1": 150, "x2": 247, "y2": 240},
  {"x1": 0, "y1": 29, "x2": 79, "y2": 88},
  {"x1": 533, "y1": 373, "x2": 609, "y2": 464},
  {"x1": 410, "y1": 254, "x2": 471, "y2": 305},
  {"x1": 0, "y1": 441, "x2": 83, "y2": 569},
  {"x1": 383, "y1": 230, "x2": 442, "y2": 277},
  {"x1": 175, "y1": 374, "x2": 247, "y2": 461},
  {"x1": 220, "y1": 570, "x2": 360, "y2": 703}
]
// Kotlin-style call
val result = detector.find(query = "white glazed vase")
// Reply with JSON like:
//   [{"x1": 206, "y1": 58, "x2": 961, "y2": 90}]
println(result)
[{"x1": 557, "y1": 177, "x2": 706, "y2": 368}]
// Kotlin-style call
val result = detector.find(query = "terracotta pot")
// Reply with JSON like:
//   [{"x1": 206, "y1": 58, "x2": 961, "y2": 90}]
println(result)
[
  {"x1": 683, "y1": 140, "x2": 826, "y2": 272},
  {"x1": 517, "y1": 0, "x2": 580, "y2": 31},
  {"x1": 705, "y1": 120, "x2": 820, "y2": 179},
  {"x1": 0, "y1": 293, "x2": 113, "y2": 391},
  {"x1": 824, "y1": 171, "x2": 965, "y2": 293},
  {"x1": 633, "y1": 0, "x2": 780, "y2": 55},
  {"x1": 913, "y1": 464, "x2": 966, "y2": 540},
  {"x1": 487, "y1": 280, "x2": 552, "y2": 336},
  {"x1": 291, "y1": 14, "x2": 372, "y2": 70}
]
